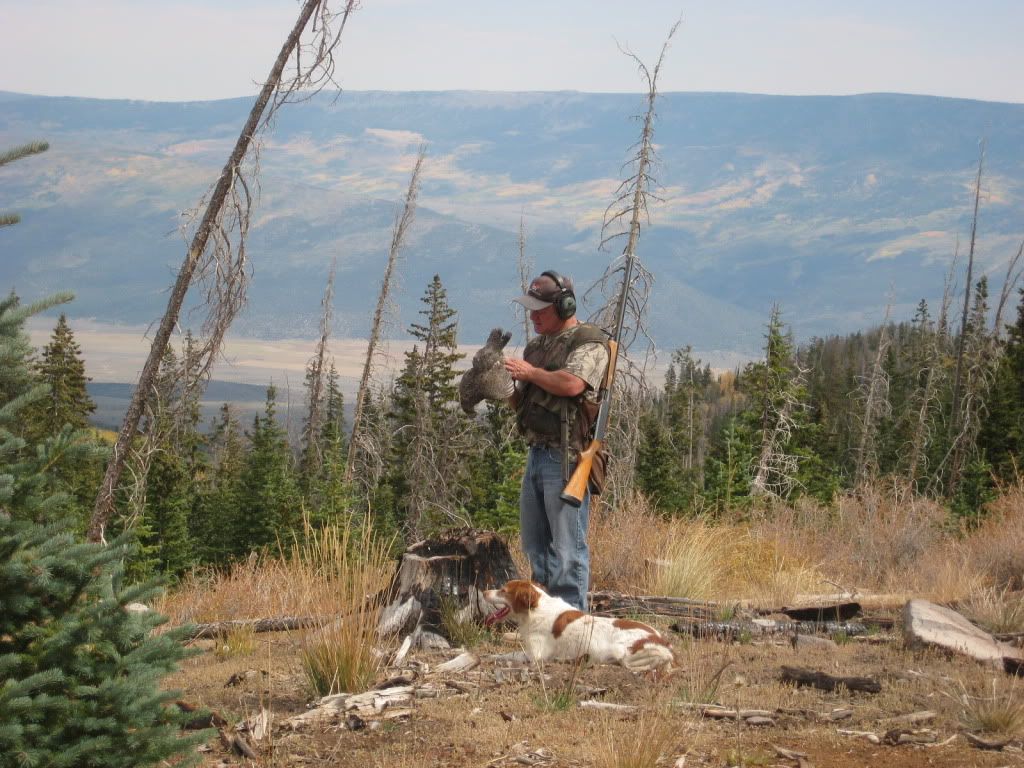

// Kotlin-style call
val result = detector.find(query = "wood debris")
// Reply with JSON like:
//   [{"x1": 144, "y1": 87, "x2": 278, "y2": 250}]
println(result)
[
  {"x1": 837, "y1": 729, "x2": 881, "y2": 745},
  {"x1": 963, "y1": 732, "x2": 1012, "y2": 750},
  {"x1": 882, "y1": 727, "x2": 938, "y2": 745},
  {"x1": 780, "y1": 665, "x2": 881, "y2": 693}
]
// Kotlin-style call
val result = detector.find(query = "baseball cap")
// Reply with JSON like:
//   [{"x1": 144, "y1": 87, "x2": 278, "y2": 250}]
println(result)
[{"x1": 512, "y1": 273, "x2": 573, "y2": 311}]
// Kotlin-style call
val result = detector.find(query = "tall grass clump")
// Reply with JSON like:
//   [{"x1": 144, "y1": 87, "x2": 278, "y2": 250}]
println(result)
[
  {"x1": 647, "y1": 518, "x2": 731, "y2": 600},
  {"x1": 966, "y1": 482, "x2": 1024, "y2": 590},
  {"x1": 952, "y1": 677, "x2": 1024, "y2": 736},
  {"x1": 596, "y1": 705, "x2": 681, "y2": 768},
  {"x1": 590, "y1": 491, "x2": 670, "y2": 592},
  {"x1": 963, "y1": 586, "x2": 1024, "y2": 635},
  {"x1": 297, "y1": 521, "x2": 393, "y2": 696}
]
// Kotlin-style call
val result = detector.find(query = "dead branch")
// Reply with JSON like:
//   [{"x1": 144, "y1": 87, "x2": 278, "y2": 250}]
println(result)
[
  {"x1": 301, "y1": 261, "x2": 336, "y2": 479},
  {"x1": 346, "y1": 145, "x2": 426, "y2": 487},
  {"x1": 89, "y1": 0, "x2": 360, "y2": 542},
  {"x1": 854, "y1": 301, "x2": 893, "y2": 486},
  {"x1": 781, "y1": 665, "x2": 882, "y2": 694},
  {"x1": 949, "y1": 140, "x2": 985, "y2": 445}
]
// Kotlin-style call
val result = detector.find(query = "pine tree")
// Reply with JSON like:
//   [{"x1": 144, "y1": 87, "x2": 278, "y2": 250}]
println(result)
[
  {"x1": 0, "y1": 293, "x2": 201, "y2": 766},
  {"x1": 385, "y1": 275, "x2": 468, "y2": 538},
  {"x1": 27, "y1": 313, "x2": 96, "y2": 438},
  {"x1": 192, "y1": 404, "x2": 246, "y2": 565},
  {"x1": 980, "y1": 288, "x2": 1024, "y2": 480},
  {"x1": 635, "y1": 411, "x2": 689, "y2": 512},
  {"x1": 238, "y1": 385, "x2": 300, "y2": 553},
  {"x1": 0, "y1": 141, "x2": 48, "y2": 227}
]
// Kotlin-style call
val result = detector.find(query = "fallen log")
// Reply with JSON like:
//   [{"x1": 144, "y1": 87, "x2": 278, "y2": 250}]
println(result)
[
  {"x1": 780, "y1": 665, "x2": 881, "y2": 694},
  {"x1": 589, "y1": 591, "x2": 722, "y2": 621},
  {"x1": 671, "y1": 618, "x2": 871, "y2": 640},
  {"x1": 183, "y1": 616, "x2": 318, "y2": 641}
]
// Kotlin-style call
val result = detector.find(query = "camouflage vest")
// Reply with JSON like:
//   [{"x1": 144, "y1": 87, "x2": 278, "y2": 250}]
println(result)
[{"x1": 516, "y1": 322, "x2": 608, "y2": 451}]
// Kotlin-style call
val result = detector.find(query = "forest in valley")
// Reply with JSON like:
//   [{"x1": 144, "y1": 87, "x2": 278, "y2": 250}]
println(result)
[{"x1": 9, "y1": 261, "x2": 1024, "y2": 581}]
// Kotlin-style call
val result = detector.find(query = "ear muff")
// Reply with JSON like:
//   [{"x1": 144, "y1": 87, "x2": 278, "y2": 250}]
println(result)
[{"x1": 541, "y1": 270, "x2": 577, "y2": 320}]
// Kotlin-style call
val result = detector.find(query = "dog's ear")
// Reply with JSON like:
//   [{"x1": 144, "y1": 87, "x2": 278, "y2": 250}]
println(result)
[{"x1": 505, "y1": 580, "x2": 540, "y2": 613}]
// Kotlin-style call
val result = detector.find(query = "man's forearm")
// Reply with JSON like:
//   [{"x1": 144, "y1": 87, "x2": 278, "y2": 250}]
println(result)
[{"x1": 522, "y1": 368, "x2": 586, "y2": 397}]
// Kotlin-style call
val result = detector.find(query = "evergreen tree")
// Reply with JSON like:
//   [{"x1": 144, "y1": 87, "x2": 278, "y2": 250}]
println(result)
[
  {"x1": 385, "y1": 275, "x2": 468, "y2": 538},
  {"x1": 980, "y1": 288, "x2": 1024, "y2": 480},
  {"x1": 131, "y1": 346, "x2": 198, "y2": 579},
  {"x1": 27, "y1": 313, "x2": 96, "y2": 438},
  {"x1": 0, "y1": 293, "x2": 200, "y2": 767},
  {"x1": 635, "y1": 411, "x2": 689, "y2": 512},
  {"x1": 192, "y1": 404, "x2": 246, "y2": 565},
  {"x1": 0, "y1": 141, "x2": 48, "y2": 228},
  {"x1": 238, "y1": 385, "x2": 300, "y2": 553}
]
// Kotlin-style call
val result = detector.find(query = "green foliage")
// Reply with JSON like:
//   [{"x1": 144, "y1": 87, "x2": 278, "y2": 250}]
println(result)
[
  {"x1": 0, "y1": 141, "x2": 49, "y2": 228},
  {"x1": 27, "y1": 313, "x2": 96, "y2": 437},
  {"x1": 0, "y1": 291, "x2": 200, "y2": 768},
  {"x1": 980, "y1": 288, "x2": 1024, "y2": 482},
  {"x1": 0, "y1": 522, "x2": 202, "y2": 767},
  {"x1": 236, "y1": 384, "x2": 301, "y2": 553}
]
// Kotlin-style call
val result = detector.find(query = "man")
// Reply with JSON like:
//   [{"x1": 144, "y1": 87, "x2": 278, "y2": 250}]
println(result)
[{"x1": 504, "y1": 271, "x2": 610, "y2": 611}]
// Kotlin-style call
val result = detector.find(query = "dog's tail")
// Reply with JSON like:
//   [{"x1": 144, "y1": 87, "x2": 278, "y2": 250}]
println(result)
[{"x1": 624, "y1": 640, "x2": 675, "y2": 674}]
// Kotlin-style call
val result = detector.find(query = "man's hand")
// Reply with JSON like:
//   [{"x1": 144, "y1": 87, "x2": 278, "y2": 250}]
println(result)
[
  {"x1": 504, "y1": 358, "x2": 587, "y2": 397},
  {"x1": 503, "y1": 357, "x2": 537, "y2": 382}
]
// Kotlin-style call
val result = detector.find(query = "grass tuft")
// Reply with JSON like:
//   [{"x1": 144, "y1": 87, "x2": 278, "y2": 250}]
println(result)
[
  {"x1": 953, "y1": 677, "x2": 1024, "y2": 736},
  {"x1": 438, "y1": 594, "x2": 489, "y2": 649},
  {"x1": 213, "y1": 625, "x2": 257, "y2": 660},
  {"x1": 596, "y1": 705, "x2": 681, "y2": 768},
  {"x1": 963, "y1": 586, "x2": 1024, "y2": 635},
  {"x1": 297, "y1": 521, "x2": 393, "y2": 697}
]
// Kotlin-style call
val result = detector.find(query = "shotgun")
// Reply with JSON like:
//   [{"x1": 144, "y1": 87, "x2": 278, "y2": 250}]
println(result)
[{"x1": 560, "y1": 253, "x2": 638, "y2": 506}]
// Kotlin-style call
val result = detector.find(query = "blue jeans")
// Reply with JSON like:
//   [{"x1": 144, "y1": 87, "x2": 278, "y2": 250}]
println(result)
[{"x1": 519, "y1": 445, "x2": 591, "y2": 611}]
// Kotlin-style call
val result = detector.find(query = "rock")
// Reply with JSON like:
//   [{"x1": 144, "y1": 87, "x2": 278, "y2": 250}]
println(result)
[
  {"x1": 791, "y1": 634, "x2": 838, "y2": 651},
  {"x1": 903, "y1": 599, "x2": 1024, "y2": 668}
]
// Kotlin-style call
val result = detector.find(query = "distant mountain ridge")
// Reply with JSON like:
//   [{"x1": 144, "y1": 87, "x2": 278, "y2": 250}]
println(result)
[{"x1": 2, "y1": 89, "x2": 1022, "y2": 362}]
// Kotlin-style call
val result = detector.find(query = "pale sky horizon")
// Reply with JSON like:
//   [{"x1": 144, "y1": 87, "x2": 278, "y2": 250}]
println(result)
[{"x1": 2, "y1": 0, "x2": 1023, "y2": 104}]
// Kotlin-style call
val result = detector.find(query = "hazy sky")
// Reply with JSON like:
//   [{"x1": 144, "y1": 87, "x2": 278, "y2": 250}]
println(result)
[{"x1": 2, "y1": 0, "x2": 1023, "y2": 103}]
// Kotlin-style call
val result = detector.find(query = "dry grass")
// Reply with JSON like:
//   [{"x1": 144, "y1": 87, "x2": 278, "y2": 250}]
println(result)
[
  {"x1": 962, "y1": 586, "x2": 1024, "y2": 635},
  {"x1": 590, "y1": 491, "x2": 669, "y2": 592},
  {"x1": 294, "y1": 522, "x2": 394, "y2": 696},
  {"x1": 212, "y1": 625, "x2": 257, "y2": 660},
  {"x1": 673, "y1": 637, "x2": 732, "y2": 704},
  {"x1": 967, "y1": 483, "x2": 1024, "y2": 590},
  {"x1": 596, "y1": 703, "x2": 684, "y2": 768},
  {"x1": 952, "y1": 677, "x2": 1024, "y2": 736},
  {"x1": 645, "y1": 518, "x2": 731, "y2": 600}
]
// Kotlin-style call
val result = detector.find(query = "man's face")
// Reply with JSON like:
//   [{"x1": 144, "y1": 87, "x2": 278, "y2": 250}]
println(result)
[{"x1": 530, "y1": 304, "x2": 561, "y2": 335}]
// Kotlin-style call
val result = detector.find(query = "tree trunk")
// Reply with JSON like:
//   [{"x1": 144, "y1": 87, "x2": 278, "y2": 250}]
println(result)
[
  {"x1": 88, "y1": 0, "x2": 335, "y2": 542},
  {"x1": 376, "y1": 530, "x2": 520, "y2": 638}
]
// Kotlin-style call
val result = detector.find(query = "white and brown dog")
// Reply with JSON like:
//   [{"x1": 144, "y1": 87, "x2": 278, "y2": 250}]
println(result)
[{"x1": 483, "y1": 579, "x2": 674, "y2": 674}]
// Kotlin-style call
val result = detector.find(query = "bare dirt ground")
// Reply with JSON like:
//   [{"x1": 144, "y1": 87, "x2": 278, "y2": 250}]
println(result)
[{"x1": 167, "y1": 610, "x2": 1024, "y2": 768}]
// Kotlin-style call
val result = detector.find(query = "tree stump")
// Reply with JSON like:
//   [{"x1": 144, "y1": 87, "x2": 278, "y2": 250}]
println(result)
[{"x1": 376, "y1": 529, "x2": 520, "y2": 639}]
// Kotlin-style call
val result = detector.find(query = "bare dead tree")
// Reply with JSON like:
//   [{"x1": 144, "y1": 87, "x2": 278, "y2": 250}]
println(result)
[
  {"x1": 582, "y1": 21, "x2": 679, "y2": 505},
  {"x1": 853, "y1": 301, "x2": 893, "y2": 486},
  {"x1": 905, "y1": 271, "x2": 956, "y2": 490},
  {"x1": 948, "y1": 140, "x2": 985, "y2": 447},
  {"x1": 516, "y1": 215, "x2": 533, "y2": 344},
  {"x1": 993, "y1": 240, "x2": 1024, "y2": 336},
  {"x1": 749, "y1": 308, "x2": 808, "y2": 500},
  {"x1": 88, "y1": 0, "x2": 360, "y2": 543},
  {"x1": 301, "y1": 261, "x2": 336, "y2": 480},
  {"x1": 345, "y1": 145, "x2": 426, "y2": 487}
]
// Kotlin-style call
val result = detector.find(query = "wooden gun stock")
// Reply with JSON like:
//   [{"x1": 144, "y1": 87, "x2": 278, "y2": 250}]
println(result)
[
  {"x1": 560, "y1": 438, "x2": 601, "y2": 507},
  {"x1": 560, "y1": 339, "x2": 617, "y2": 507}
]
